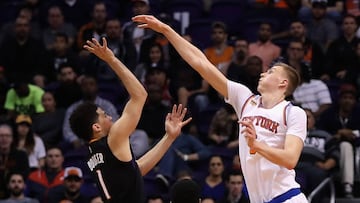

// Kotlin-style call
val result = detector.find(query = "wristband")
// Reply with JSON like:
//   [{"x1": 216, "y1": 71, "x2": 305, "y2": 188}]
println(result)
[{"x1": 184, "y1": 154, "x2": 189, "y2": 161}]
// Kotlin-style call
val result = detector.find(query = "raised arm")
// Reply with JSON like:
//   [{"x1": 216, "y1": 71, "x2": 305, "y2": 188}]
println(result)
[
  {"x1": 83, "y1": 38, "x2": 147, "y2": 146},
  {"x1": 132, "y1": 15, "x2": 229, "y2": 98},
  {"x1": 137, "y1": 104, "x2": 192, "y2": 175}
]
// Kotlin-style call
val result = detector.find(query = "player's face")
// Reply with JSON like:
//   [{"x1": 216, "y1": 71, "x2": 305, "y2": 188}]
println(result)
[
  {"x1": 257, "y1": 66, "x2": 285, "y2": 93},
  {"x1": 96, "y1": 108, "x2": 113, "y2": 134}
]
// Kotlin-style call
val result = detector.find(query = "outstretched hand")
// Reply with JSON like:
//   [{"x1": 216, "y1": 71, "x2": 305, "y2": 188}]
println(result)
[
  {"x1": 83, "y1": 37, "x2": 114, "y2": 62},
  {"x1": 165, "y1": 104, "x2": 192, "y2": 140},
  {"x1": 132, "y1": 15, "x2": 167, "y2": 33},
  {"x1": 240, "y1": 119, "x2": 258, "y2": 154}
]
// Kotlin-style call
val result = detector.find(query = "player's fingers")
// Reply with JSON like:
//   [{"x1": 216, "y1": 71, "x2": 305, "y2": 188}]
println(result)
[
  {"x1": 86, "y1": 40, "x2": 96, "y2": 48},
  {"x1": 92, "y1": 38, "x2": 101, "y2": 47},
  {"x1": 102, "y1": 37, "x2": 107, "y2": 48},
  {"x1": 181, "y1": 117, "x2": 192, "y2": 127},
  {"x1": 171, "y1": 104, "x2": 177, "y2": 115},
  {"x1": 176, "y1": 104, "x2": 183, "y2": 116},
  {"x1": 83, "y1": 45, "x2": 94, "y2": 52}
]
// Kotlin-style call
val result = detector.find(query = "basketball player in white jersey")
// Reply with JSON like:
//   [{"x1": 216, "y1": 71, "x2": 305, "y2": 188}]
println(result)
[{"x1": 132, "y1": 15, "x2": 308, "y2": 203}]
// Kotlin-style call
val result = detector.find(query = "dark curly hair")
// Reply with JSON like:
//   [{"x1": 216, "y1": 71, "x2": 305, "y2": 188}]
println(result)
[{"x1": 69, "y1": 102, "x2": 98, "y2": 142}]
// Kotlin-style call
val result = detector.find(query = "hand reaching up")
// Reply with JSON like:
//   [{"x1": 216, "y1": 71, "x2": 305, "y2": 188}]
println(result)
[
  {"x1": 165, "y1": 104, "x2": 192, "y2": 140},
  {"x1": 83, "y1": 37, "x2": 115, "y2": 62}
]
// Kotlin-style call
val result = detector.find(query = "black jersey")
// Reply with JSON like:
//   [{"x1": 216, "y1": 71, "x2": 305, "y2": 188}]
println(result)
[{"x1": 87, "y1": 136, "x2": 144, "y2": 203}]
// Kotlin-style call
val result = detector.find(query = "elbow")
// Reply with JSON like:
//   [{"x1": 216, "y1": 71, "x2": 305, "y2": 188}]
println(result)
[{"x1": 285, "y1": 158, "x2": 299, "y2": 170}]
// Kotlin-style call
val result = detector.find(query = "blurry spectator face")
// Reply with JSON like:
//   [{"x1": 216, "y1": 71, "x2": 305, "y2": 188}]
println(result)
[
  {"x1": 42, "y1": 92, "x2": 56, "y2": 112},
  {"x1": 258, "y1": 23, "x2": 272, "y2": 42},
  {"x1": 18, "y1": 8, "x2": 33, "y2": 21},
  {"x1": 287, "y1": 41, "x2": 304, "y2": 61},
  {"x1": 0, "y1": 125, "x2": 13, "y2": 151},
  {"x1": 54, "y1": 35, "x2": 68, "y2": 52},
  {"x1": 48, "y1": 6, "x2": 64, "y2": 29},
  {"x1": 228, "y1": 175, "x2": 244, "y2": 198},
  {"x1": 146, "y1": 70, "x2": 167, "y2": 87},
  {"x1": 59, "y1": 66, "x2": 77, "y2": 83},
  {"x1": 64, "y1": 177, "x2": 83, "y2": 194},
  {"x1": 339, "y1": 93, "x2": 356, "y2": 112},
  {"x1": 312, "y1": 6, "x2": 326, "y2": 20},
  {"x1": 209, "y1": 156, "x2": 224, "y2": 176},
  {"x1": 147, "y1": 84, "x2": 162, "y2": 104},
  {"x1": 211, "y1": 27, "x2": 227, "y2": 44},
  {"x1": 132, "y1": 2, "x2": 149, "y2": 16},
  {"x1": 93, "y1": 3, "x2": 107, "y2": 23},
  {"x1": 14, "y1": 17, "x2": 30, "y2": 40},
  {"x1": 7, "y1": 174, "x2": 25, "y2": 197},
  {"x1": 149, "y1": 45, "x2": 162, "y2": 63},
  {"x1": 245, "y1": 56, "x2": 262, "y2": 77},
  {"x1": 16, "y1": 123, "x2": 30, "y2": 137},
  {"x1": 342, "y1": 16, "x2": 358, "y2": 36},
  {"x1": 290, "y1": 22, "x2": 305, "y2": 39},
  {"x1": 81, "y1": 77, "x2": 98, "y2": 98},
  {"x1": 105, "y1": 19, "x2": 122, "y2": 39},
  {"x1": 234, "y1": 40, "x2": 248, "y2": 54},
  {"x1": 46, "y1": 148, "x2": 64, "y2": 170}
]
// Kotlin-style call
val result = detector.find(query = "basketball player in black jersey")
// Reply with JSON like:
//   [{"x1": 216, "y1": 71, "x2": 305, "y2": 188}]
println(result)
[{"x1": 69, "y1": 38, "x2": 192, "y2": 203}]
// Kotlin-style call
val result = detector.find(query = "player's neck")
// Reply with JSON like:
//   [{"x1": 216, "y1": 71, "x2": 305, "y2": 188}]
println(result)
[{"x1": 260, "y1": 92, "x2": 285, "y2": 109}]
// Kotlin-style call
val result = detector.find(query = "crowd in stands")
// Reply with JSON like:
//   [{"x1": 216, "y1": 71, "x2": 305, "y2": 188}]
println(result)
[{"x1": 0, "y1": 0, "x2": 360, "y2": 202}]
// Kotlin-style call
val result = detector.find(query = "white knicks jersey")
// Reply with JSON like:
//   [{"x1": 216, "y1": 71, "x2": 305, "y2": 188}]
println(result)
[{"x1": 225, "y1": 81, "x2": 307, "y2": 203}]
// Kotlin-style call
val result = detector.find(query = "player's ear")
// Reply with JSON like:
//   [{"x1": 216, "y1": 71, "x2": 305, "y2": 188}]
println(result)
[
  {"x1": 92, "y1": 123, "x2": 101, "y2": 133},
  {"x1": 279, "y1": 79, "x2": 288, "y2": 88}
]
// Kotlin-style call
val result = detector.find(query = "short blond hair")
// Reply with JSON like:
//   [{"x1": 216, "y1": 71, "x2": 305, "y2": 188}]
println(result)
[{"x1": 273, "y1": 62, "x2": 300, "y2": 97}]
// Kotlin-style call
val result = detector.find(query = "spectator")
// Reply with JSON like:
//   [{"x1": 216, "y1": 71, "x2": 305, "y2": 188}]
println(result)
[
  {"x1": 0, "y1": 5, "x2": 42, "y2": 44},
  {"x1": 290, "y1": 43, "x2": 332, "y2": 118},
  {"x1": 295, "y1": 109, "x2": 339, "y2": 199},
  {"x1": 0, "y1": 16, "x2": 46, "y2": 83},
  {"x1": 14, "y1": 114, "x2": 46, "y2": 170},
  {"x1": 42, "y1": 5, "x2": 77, "y2": 51},
  {"x1": 0, "y1": 124, "x2": 30, "y2": 199},
  {"x1": 218, "y1": 170, "x2": 250, "y2": 203},
  {"x1": 122, "y1": 0, "x2": 155, "y2": 63},
  {"x1": 45, "y1": 63, "x2": 82, "y2": 110},
  {"x1": 317, "y1": 83, "x2": 360, "y2": 198},
  {"x1": 56, "y1": 167, "x2": 92, "y2": 203},
  {"x1": 288, "y1": 20, "x2": 325, "y2": 78},
  {"x1": 0, "y1": 173, "x2": 39, "y2": 203},
  {"x1": 76, "y1": 1, "x2": 107, "y2": 53},
  {"x1": 208, "y1": 103, "x2": 238, "y2": 150},
  {"x1": 44, "y1": 33, "x2": 79, "y2": 84},
  {"x1": 226, "y1": 39, "x2": 249, "y2": 81},
  {"x1": 32, "y1": 92, "x2": 65, "y2": 148},
  {"x1": 4, "y1": 80, "x2": 44, "y2": 121},
  {"x1": 305, "y1": 0, "x2": 339, "y2": 52},
  {"x1": 325, "y1": 14, "x2": 360, "y2": 83},
  {"x1": 137, "y1": 83, "x2": 171, "y2": 143},
  {"x1": 200, "y1": 155, "x2": 226, "y2": 201},
  {"x1": 204, "y1": 21, "x2": 234, "y2": 74},
  {"x1": 249, "y1": 22, "x2": 281, "y2": 71},
  {"x1": 134, "y1": 42, "x2": 167, "y2": 84},
  {"x1": 154, "y1": 132, "x2": 211, "y2": 188},
  {"x1": 298, "y1": 0, "x2": 343, "y2": 23},
  {"x1": 26, "y1": 147, "x2": 65, "y2": 203}
]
